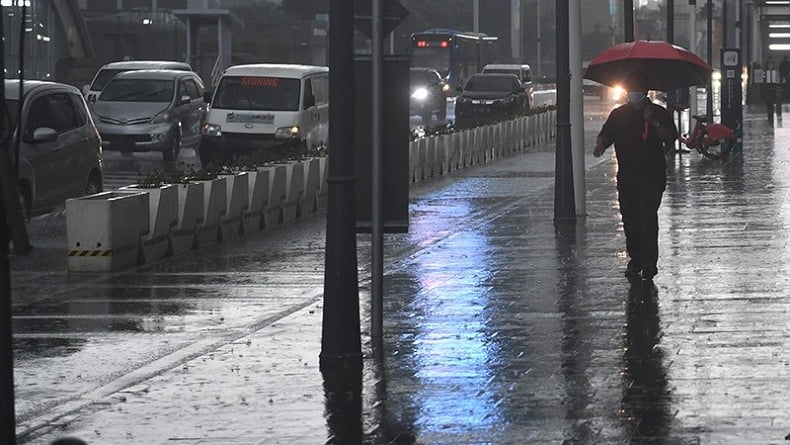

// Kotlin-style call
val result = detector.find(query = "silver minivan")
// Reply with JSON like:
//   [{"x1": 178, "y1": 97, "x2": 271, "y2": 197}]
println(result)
[
  {"x1": 92, "y1": 70, "x2": 206, "y2": 161},
  {"x1": 83, "y1": 60, "x2": 192, "y2": 103},
  {"x1": 5, "y1": 80, "x2": 104, "y2": 219}
]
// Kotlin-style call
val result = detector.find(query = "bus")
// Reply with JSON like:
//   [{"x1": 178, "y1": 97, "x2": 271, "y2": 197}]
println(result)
[{"x1": 410, "y1": 29, "x2": 498, "y2": 92}]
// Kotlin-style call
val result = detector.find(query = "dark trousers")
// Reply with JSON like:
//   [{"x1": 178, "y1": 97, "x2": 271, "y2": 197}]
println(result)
[{"x1": 618, "y1": 187, "x2": 664, "y2": 270}]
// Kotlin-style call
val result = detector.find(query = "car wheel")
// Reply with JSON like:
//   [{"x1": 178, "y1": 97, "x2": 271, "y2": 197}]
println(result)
[
  {"x1": 85, "y1": 172, "x2": 103, "y2": 196},
  {"x1": 163, "y1": 134, "x2": 180, "y2": 162}
]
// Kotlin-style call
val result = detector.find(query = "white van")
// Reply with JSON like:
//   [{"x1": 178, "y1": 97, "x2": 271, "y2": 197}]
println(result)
[
  {"x1": 198, "y1": 64, "x2": 329, "y2": 165},
  {"x1": 83, "y1": 60, "x2": 192, "y2": 102},
  {"x1": 482, "y1": 63, "x2": 533, "y2": 108}
]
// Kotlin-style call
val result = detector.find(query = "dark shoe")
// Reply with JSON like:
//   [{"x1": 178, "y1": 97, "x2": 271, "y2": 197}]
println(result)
[{"x1": 641, "y1": 265, "x2": 658, "y2": 281}]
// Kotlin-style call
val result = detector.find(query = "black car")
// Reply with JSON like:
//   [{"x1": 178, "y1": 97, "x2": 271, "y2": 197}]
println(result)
[
  {"x1": 454, "y1": 73, "x2": 527, "y2": 128},
  {"x1": 410, "y1": 67, "x2": 448, "y2": 123}
]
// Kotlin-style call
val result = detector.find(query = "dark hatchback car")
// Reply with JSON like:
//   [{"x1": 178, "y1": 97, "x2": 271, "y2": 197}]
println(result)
[
  {"x1": 410, "y1": 67, "x2": 448, "y2": 123},
  {"x1": 455, "y1": 73, "x2": 527, "y2": 128}
]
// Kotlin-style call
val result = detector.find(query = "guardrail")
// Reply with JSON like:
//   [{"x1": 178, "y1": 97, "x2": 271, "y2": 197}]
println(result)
[{"x1": 64, "y1": 108, "x2": 556, "y2": 272}]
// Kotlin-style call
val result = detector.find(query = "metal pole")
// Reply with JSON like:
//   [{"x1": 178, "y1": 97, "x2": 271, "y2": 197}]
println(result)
[
  {"x1": 0, "y1": 8, "x2": 16, "y2": 442},
  {"x1": 371, "y1": 0, "x2": 384, "y2": 339},
  {"x1": 473, "y1": 0, "x2": 479, "y2": 33},
  {"x1": 707, "y1": 0, "x2": 714, "y2": 122},
  {"x1": 624, "y1": 0, "x2": 634, "y2": 42},
  {"x1": 536, "y1": 0, "x2": 542, "y2": 78},
  {"x1": 321, "y1": 0, "x2": 361, "y2": 366},
  {"x1": 667, "y1": 0, "x2": 674, "y2": 43},
  {"x1": 569, "y1": 0, "x2": 585, "y2": 216},
  {"x1": 723, "y1": 0, "x2": 728, "y2": 49},
  {"x1": 689, "y1": 1, "x2": 698, "y2": 133},
  {"x1": 555, "y1": 0, "x2": 575, "y2": 221}
]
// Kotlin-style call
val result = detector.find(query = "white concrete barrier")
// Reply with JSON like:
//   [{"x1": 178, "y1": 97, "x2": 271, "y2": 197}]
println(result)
[
  {"x1": 220, "y1": 172, "x2": 248, "y2": 241},
  {"x1": 120, "y1": 184, "x2": 178, "y2": 264},
  {"x1": 195, "y1": 177, "x2": 227, "y2": 247},
  {"x1": 243, "y1": 168, "x2": 270, "y2": 234},
  {"x1": 264, "y1": 164, "x2": 287, "y2": 229},
  {"x1": 282, "y1": 161, "x2": 305, "y2": 221},
  {"x1": 66, "y1": 191, "x2": 149, "y2": 272},
  {"x1": 303, "y1": 157, "x2": 322, "y2": 215}
]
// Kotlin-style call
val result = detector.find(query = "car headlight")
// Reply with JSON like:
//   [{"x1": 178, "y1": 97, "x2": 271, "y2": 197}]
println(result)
[
  {"x1": 150, "y1": 111, "x2": 170, "y2": 125},
  {"x1": 275, "y1": 126, "x2": 300, "y2": 139},
  {"x1": 202, "y1": 123, "x2": 222, "y2": 137},
  {"x1": 441, "y1": 83, "x2": 451, "y2": 94},
  {"x1": 411, "y1": 87, "x2": 429, "y2": 101}
]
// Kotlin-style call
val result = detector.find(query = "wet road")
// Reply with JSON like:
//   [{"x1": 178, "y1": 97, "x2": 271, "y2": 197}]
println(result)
[{"x1": 19, "y1": 98, "x2": 790, "y2": 444}]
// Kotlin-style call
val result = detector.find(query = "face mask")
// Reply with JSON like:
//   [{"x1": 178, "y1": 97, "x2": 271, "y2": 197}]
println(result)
[{"x1": 627, "y1": 91, "x2": 646, "y2": 105}]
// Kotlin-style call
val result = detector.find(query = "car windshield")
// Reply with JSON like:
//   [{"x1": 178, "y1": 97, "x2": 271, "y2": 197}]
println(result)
[
  {"x1": 465, "y1": 76, "x2": 516, "y2": 92},
  {"x1": 99, "y1": 78, "x2": 175, "y2": 102},
  {"x1": 91, "y1": 69, "x2": 127, "y2": 91},
  {"x1": 213, "y1": 76, "x2": 301, "y2": 111},
  {"x1": 485, "y1": 69, "x2": 520, "y2": 78}
]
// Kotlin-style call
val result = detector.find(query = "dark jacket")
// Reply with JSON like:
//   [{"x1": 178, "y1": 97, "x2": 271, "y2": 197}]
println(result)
[{"x1": 599, "y1": 101, "x2": 677, "y2": 192}]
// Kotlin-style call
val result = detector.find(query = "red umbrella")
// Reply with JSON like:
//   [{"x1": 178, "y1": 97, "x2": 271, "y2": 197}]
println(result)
[{"x1": 584, "y1": 40, "x2": 712, "y2": 92}]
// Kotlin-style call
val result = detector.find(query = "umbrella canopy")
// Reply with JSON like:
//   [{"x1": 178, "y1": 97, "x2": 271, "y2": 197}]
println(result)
[{"x1": 584, "y1": 40, "x2": 712, "y2": 92}]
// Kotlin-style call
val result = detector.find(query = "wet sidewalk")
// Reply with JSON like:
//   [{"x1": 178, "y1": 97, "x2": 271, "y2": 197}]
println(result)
[{"x1": 19, "y1": 106, "x2": 790, "y2": 444}]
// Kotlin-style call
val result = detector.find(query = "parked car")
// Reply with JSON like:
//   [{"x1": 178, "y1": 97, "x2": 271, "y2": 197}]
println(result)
[
  {"x1": 410, "y1": 67, "x2": 448, "y2": 123},
  {"x1": 83, "y1": 60, "x2": 192, "y2": 103},
  {"x1": 482, "y1": 63, "x2": 533, "y2": 109},
  {"x1": 91, "y1": 69, "x2": 206, "y2": 161},
  {"x1": 5, "y1": 80, "x2": 104, "y2": 220},
  {"x1": 199, "y1": 63, "x2": 329, "y2": 165},
  {"x1": 454, "y1": 73, "x2": 528, "y2": 128}
]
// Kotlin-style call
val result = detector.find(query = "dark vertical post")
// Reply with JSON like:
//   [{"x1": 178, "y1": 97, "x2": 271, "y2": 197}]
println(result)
[
  {"x1": 722, "y1": 0, "x2": 728, "y2": 48},
  {"x1": 0, "y1": 11, "x2": 16, "y2": 444},
  {"x1": 0, "y1": 204, "x2": 13, "y2": 445},
  {"x1": 321, "y1": 0, "x2": 362, "y2": 366},
  {"x1": 555, "y1": 0, "x2": 575, "y2": 221},
  {"x1": 624, "y1": 0, "x2": 635, "y2": 42},
  {"x1": 371, "y1": 0, "x2": 384, "y2": 339},
  {"x1": 707, "y1": 0, "x2": 714, "y2": 122},
  {"x1": 667, "y1": 0, "x2": 674, "y2": 43}
]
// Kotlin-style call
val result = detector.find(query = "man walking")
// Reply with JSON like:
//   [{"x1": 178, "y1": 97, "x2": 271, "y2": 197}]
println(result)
[{"x1": 593, "y1": 72, "x2": 678, "y2": 281}]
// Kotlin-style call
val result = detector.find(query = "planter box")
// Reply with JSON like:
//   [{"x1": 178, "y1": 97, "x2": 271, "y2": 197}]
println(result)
[
  {"x1": 194, "y1": 177, "x2": 227, "y2": 247},
  {"x1": 282, "y1": 161, "x2": 304, "y2": 222},
  {"x1": 302, "y1": 158, "x2": 322, "y2": 216},
  {"x1": 170, "y1": 182, "x2": 204, "y2": 256},
  {"x1": 263, "y1": 164, "x2": 287, "y2": 229},
  {"x1": 242, "y1": 168, "x2": 270, "y2": 233},
  {"x1": 317, "y1": 157, "x2": 329, "y2": 212},
  {"x1": 219, "y1": 172, "x2": 249, "y2": 241},
  {"x1": 66, "y1": 191, "x2": 149, "y2": 272},
  {"x1": 120, "y1": 184, "x2": 178, "y2": 263}
]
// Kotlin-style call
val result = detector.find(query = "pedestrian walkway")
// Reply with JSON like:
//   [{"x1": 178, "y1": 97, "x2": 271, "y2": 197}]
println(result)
[{"x1": 20, "y1": 106, "x2": 790, "y2": 444}]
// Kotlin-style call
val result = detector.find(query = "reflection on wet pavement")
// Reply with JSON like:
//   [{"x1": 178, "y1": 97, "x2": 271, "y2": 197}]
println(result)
[{"x1": 17, "y1": 102, "x2": 790, "y2": 444}]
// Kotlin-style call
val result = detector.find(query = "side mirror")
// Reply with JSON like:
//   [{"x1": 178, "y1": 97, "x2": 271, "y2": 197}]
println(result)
[
  {"x1": 203, "y1": 91, "x2": 213, "y2": 103},
  {"x1": 455, "y1": 86, "x2": 463, "y2": 93},
  {"x1": 82, "y1": 85, "x2": 90, "y2": 96},
  {"x1": 32, "y1": 127, "x2": 58, "y2": 143}
]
